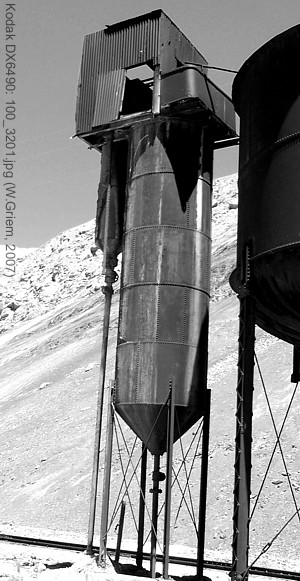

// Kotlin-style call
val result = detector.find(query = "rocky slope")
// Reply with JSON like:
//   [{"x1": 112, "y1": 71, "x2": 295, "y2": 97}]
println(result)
[{"x1": 0, "y1": 174, "x2": 299, "y2": 577}]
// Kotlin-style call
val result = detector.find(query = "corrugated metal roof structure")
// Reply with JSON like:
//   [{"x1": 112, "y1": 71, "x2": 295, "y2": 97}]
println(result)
[{"x1": 75, "y1": 9, "x2": 208, "y2": 136}]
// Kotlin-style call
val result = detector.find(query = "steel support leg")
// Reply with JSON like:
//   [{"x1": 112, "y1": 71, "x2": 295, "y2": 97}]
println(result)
[
  {"x1": 196, "y1": 127, "x2": 213, "y2": 579},
  {"x1": 99, "y1": 383, "x2": 115, "y2": 566},
  {"x1": 231, "y1": 293, "x2": 256, "y2": 581},
  {"x1": 291, "y1": 346, "x2": 300, "y2": 383},
  {"x1": 197, "y1": 389, "x2": 211, "y2": 579},
  {"x1": 163, "y1": 381, "x2": 175, "y2": 580},
  {"x1": 115, "y1": 500, "x2": 126, "y2": 564},
  {"x1": 136, "y1": 444, "x2": 148, "y2": 569},
  {"x1": 86, "y1": 281, "x2": 114, "y2": 554},
  {"x1": 150, "y1": 455, "x2": 160, "y2": 579}
]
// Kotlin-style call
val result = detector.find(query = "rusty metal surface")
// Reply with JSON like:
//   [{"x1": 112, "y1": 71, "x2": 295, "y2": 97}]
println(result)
[
  {"x1": 95, "y1": 139, "x2": 127, "y2": 257},
  {"x1": 161, "y1": 65, "x2": 236, "y2": 135},
  {"x1": 75, "y1": 10, "x2": 208, "y2": 134},
  {"x1": 93, "y1": 69, "x2": 126, "y2": 128},
  {"x1": 230, "y1": 24, "x2": 300, "y2": 347},
  {"x1": 114, "y1": 118, "x2": 212, "y2": 455}
]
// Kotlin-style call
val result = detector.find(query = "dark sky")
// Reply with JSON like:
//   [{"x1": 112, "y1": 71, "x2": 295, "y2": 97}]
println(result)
[{"x1": 2, "y1": 0, "x2": 300, "y2": 247}]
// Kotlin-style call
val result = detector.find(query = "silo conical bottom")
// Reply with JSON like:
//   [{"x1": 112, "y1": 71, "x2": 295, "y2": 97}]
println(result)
[{"x1": 115, "y1": 403, "x2": 205, "y2": 456}]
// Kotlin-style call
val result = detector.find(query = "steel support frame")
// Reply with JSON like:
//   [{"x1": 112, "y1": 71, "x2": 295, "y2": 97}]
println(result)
[{"x1": 231, "y1": 291, "x2": 256, "y2": 581}]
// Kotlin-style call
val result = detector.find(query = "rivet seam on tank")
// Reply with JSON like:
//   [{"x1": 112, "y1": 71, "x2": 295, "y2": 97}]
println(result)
[
  {"x1": 273, "y1": 132, "x2": 300, "y2": 152},
  {"x1": 182, "y1": 288, "x2": 188, "y2": 343},
  {"x1": 123, "y1": 225, "x2": 211, "y2": 239},
  {"x1": 206, "y1": 254, "x2": 210, "y2": 292},
  {"x1": 112, "y1": 380, "x2": 117, "y2": 402},
  {"x1": 130, "y1": 229, "x2": 136, "y2": 285},
  {"x1": 117, "y1": 340, "x2": 199, "y2": 346},
  {"x1": 186, "y1": 199, "x2": 190, "y2": 229},
  {"x1": 135, "y1": 342, "x2": 140, "y2": 403},
  {"x1": 121, "y1": 281, "x2": 210, "y2": 296},
  {"x1": 129, "y1": 169, "x2": 173, "y2": 181},
  {"x1": 271, "y1": 132, "x2": 300, "y2": 155},
  {"x1": 245, "y1": 131, "x2": 300, "y2": 168},
  {"x1": 155, "y1": 286, "x2": 161, "y2": 342}
]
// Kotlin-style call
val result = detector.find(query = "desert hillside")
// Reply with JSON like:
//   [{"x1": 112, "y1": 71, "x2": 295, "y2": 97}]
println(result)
[
  {"x1": 0, "y1": 175, "x2": 238, "y2": 330},
  {"x1": 0, "y1": 174, "x2": 299, "y2": 577}
]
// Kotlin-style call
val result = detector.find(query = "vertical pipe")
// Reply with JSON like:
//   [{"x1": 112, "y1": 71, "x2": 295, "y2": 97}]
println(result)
[
  {"x1": 87, "y1": 284, "x2": 113, "y2": 554},
  {"x1": 199, "y1": 125, "x2": 214, "y2": 234},
  {"x1": 150, "y1": 454, "x2": 160, "y2": 579},
  {"x1": 99, "y1": 382, "x2": 115, "y2": 567},
  {"x1": 231, "y1": 289, "x2": 255, "y2": 581},
  {"x1": 197, "y1": 389, "x2": 211, "y2": 578},
  {"x1": 136, "y1": 444, "x2": 148, "y2": 569},
  {"x1": 152, "y1": 65, "x2": 161, "y2": 115},
  {"x1": 115, "y1": 500, "x2": 126, "y2": 564},
  {"x1": 195, "y1": 125, "x2": 213, "y2": 578},
  {"x1": 163, "y1": 381, "x2": 175, "y2": 580},
  {"x1": 87, "y1": 138, "x2": 114, "y2": 555}
]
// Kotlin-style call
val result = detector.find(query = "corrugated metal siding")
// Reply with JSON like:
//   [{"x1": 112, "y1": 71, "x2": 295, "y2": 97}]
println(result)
[
  {"x1": 75, "y1": 10, "x2": 208, "y2": 134},
  {"x1": 75, "y1": 31, "x2": 105, "y2": 134},
  {"x1": 101, "y1": 15, "x2": 160, "y2": 72},
  {"x1": 76, "y1": 14, "x2": 160, "y2": 134},
  {"x1": 92, "y1": 68, "x2": 126, "y2": 127}
]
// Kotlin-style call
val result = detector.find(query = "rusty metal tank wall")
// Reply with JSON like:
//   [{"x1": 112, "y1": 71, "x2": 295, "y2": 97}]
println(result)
[
  {"x1": 114, "y1": 117, "x2": 213, "y2": 456},
  {"x1": 230, "y1": 24, "x2": 300, "y2": 347}
]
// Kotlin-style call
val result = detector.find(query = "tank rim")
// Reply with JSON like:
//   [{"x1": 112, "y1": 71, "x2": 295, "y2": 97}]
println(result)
[{"x1": 232, "y1": 23, "x2": 300, "y2": 115}]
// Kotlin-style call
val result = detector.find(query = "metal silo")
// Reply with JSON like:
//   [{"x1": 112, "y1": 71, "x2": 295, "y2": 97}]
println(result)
[
  {"x1": 114, "y1": 117, "x2": 211, "y2": 456},
  {"x1": 75, "y1": 9, "x2": 236, "y2": 458},
  {"x1": 75, "y1": 9, "x2": 236, "y2": 574}
]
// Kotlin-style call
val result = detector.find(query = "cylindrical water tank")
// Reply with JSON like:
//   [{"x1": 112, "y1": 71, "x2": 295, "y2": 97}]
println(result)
[
  {"x1": 114, "y1": 118, "x2": 213, "y2": 455},
  {"x1": 230, "y1": 25, "x2": 300, "y2": 347}
]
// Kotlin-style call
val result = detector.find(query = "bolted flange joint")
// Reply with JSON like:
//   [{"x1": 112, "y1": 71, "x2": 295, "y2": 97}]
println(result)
[{"x1": 101, "y1": 254, "x2": 118, "y2": 293}]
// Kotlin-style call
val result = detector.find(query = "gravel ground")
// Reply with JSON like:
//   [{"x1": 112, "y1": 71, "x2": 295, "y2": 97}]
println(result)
[{"x1": 0, "y1": 539, "x2": 276, "y2": 581}]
